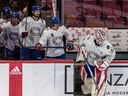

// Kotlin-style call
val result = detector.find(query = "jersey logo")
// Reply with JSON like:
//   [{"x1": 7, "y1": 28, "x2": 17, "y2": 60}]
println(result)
[
  {"x1": 30, "y1": 27, "x2": 41, "y2": 36},
  {"x1": 9, "y1": 32, "x2": 19, "y2": 41},
  {"x1": 52, "y1": 36, "x2": 63, "y2": 46}
]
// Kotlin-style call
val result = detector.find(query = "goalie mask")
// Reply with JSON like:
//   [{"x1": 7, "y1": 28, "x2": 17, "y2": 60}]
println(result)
[{"x1": 95, "y1": 29, "x2": 106, "y2": 45}]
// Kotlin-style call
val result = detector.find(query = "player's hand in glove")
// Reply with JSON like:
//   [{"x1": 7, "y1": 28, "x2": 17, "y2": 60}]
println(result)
[
  {"x1": 98, "y1": 61, "x2": 109, "y2": 71},
  {"x1": 94, "y1": 58, "x2": 103, "y2": 67},
  {"x1": 35, "y1": 43, "x2": 44, "y2": 51},
  {"x1": 14, "y1": 44, "x2": 21, "y2": 51},
  {"x1": 22, "y1": 32, "x2": 28, "y2": 38},
  {"x1": 67, "y1": 41, "x2": 73, "y2": 50}
]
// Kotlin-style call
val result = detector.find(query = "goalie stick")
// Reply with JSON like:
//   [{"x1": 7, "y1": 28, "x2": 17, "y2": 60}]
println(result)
[{"x1": 81, "y1": 48, "x2": 103, "y2": 90}]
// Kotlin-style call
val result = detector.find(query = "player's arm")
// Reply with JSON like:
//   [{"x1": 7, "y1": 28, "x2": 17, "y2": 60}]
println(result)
[
  {"x1": 103, "y1": 46, "x2": 116, "y2": 66},
  {"x1": 0, "y1": 22, "x2": 9, "y2": 34},
  {"x1": 62, "y1": 25, "x2": 72, "y2": 41},
  {"x1": 76, "y1": 36, "x2": 88, "y2": 62},
  {"x1": 42, "y1": 20, "x2": 46, "y2": 30},
  {"x1": 1, "y1": 27, "x2": 8, "y2": 46},
  {"x1": 35, "y1": 29, "x2": 48, "y2": 51},
  {"x1": 0, "y1": 23, "x2": 9, "y2": 45},
  {"x1": 98, "y1": 46, "x2": 116, "y2": 71},
  {"x1": 62, "y1": 25, "x2": 74, "y2": 50},
  {"x1": 41, "y1": 19, "x2": 46, "y2": 35}
]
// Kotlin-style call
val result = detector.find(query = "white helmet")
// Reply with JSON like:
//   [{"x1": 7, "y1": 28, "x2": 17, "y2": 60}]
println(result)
[{"x1": 95, "y1": 28, "x2": 106, "y2": 45}]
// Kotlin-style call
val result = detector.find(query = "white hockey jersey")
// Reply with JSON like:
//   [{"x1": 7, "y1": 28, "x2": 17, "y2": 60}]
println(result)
[
  {"x1": 80, "y1": 35, "x2": 115, "y2": 65},
  {"x1": 0, "y1": 19, "x2": 10, "y2": 47},
  {"x1": 19, "y1": 17, "x2": 46, "y2": 47},
  {"x1": 0, "y1": 18, "x2": 10, "y2": 33},
  {"x1": 39, "y1": 25, "x2": 73, "y2": 57},
  {"x1": 0, "y1": 18, "x2": 6, "y2": 25},
  {"x1": 1, "y1": 22, "x2": 21, "y2": 51}
]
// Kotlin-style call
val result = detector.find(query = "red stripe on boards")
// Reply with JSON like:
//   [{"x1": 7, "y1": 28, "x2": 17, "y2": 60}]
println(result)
[{"x1": 9, "y1": 62, "x2": 22, "y2": 96}]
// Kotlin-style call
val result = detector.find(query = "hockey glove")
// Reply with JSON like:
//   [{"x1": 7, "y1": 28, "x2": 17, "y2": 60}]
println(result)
[
  {"x1": 94, "y1": 58, "x2": 103, "y2": 67},
  {"x1": 98, "y1": 60, "x2": 109, "y2": 71},
  {"x1": 14, "y1": 45, "x2": 21, "y2": 52},
  {"x1": 67, "y1": 41, "x2": 73, "y2": 50},
  {"x1": 35, "y1": 43, "x2": 44, "y2": 51},
  {"x1": 22, "y1": 32, "x2": 28, "y2": 38}
]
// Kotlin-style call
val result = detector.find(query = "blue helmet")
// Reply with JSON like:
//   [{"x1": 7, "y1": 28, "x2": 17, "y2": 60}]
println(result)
[
  {"x1": 11, "y1": 12, "x2": 19, "y2": 18},
  {"x1": 52, "y1": 17, "x2": 61, "y2": 24},
  {"x1": 32, "y1": 5, "x2": 42, "y2": 11},
  {"x1": 2, "y1": 7, "x2": 11, "y2": 14}
]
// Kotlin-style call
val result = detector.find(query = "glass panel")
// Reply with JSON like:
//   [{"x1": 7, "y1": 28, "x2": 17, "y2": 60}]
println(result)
[{"x1": 63, "y1": 0, "x2": 128, "y2": 28}]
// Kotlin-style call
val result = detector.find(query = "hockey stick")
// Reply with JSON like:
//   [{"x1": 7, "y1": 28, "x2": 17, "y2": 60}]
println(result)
[
  {"x1": 20, "y1": 14, "x2": 28, "y2": 60},
  {"x1": 25, "y1": 46, "x2": 68, "y2": 49},
  {"x1": 81, "y1": 49, "x2": 102, "y2": 90},
  {"x1": 51, "y1": 0, "x2": 56, "y2": 17},
  {"x1": 49, "y1": 0, "x2": 56, "y2": 93},
  {"x1": 85, "y1": 52, "x2": 99, "y2": 90}
]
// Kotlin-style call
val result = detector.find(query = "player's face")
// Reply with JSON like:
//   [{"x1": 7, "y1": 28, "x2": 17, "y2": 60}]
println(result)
[
  {"x1": 33, "y1": 10, "x2": 41, "y2": 18},
  {"x1": 3, "y1": 14, "x2": 10, "y2": 19},
  {"x1": 11, "y1": 18, "x2": 18, "y2": 25},
  {"x1": 11, "y1": 1, "x2": 18, "y2": 10},
  {"x1": 53, "y1": 24, "x2": 60, "y2": 29},
  {"x1": 95, "y1": 34, "x2": 105, "y2": 45},
  {"x1": 96, "y1": 37, "x2": 105, "y2": 45},
  {"x1": 95, "y1": 30, "x2": 106, "y2": 45}
]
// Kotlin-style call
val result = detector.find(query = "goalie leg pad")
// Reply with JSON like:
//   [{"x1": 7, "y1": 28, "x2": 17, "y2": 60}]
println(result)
[{"x1": 91, "y1": 68, "x2": 107, "y2": 96}]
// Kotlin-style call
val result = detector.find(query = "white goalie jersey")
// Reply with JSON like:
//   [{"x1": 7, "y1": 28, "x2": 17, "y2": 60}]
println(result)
[{"x1": 79, "y1": 35, "x2": 116, "y2": 66}]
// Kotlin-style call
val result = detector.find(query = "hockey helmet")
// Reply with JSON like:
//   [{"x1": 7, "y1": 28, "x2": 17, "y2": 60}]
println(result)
[
  {"x1": 52, "y1": 17, "x2": 61, "y2": 24},
  {"x1": 95, "y1": 29, "x2": 106, "y2": 44},
  {"x1": 32, "y1": 5, "x2": 42, "y2": 11},
  {"x1": 2, "y1": 7, "x2": 11, "y2": 14},
  {"x1": 11, "y1": 12, "x2": 19, "y2": 18}
]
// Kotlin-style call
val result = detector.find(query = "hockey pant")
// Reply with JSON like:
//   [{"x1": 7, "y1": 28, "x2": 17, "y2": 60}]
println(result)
[
  {"x1": 5, "y1": 48, "x2": 20, "y2": 60},
  {"x1": 22, "y1": 48, "x2": 44, "y2": 60},
  {"x1": 80, "y1": 64, "x2": 107, "y2": 96}
]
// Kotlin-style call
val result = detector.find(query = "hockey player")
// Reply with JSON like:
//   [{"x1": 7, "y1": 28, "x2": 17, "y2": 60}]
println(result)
[
  {"x1": 9, "y1": 0, "x2": 24, "y2": 21},
  {"x1": 0, "y1": 7, "x2": 11, "y2": 59},
  {"x1": 19, "y1": 5, "x2": 46, "y2": 60},
  {"x1": 1, "y1": 12, "x2": 21, "y2": 60},
  {"x1": 78, "y1": 28, "x2": 115, "y2": 96},
  {"x1": 0, "y1": 7, "x2": 11, "y2": 25},
  {"x1": 36, "y1": 17, "x2": 73, "y2": 59}
]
